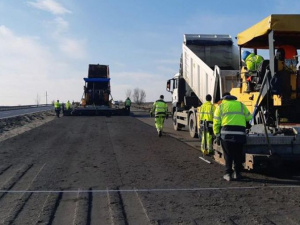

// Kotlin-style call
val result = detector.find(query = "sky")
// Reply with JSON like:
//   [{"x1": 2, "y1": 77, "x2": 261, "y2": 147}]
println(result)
[{"x1": 1, "y1": 0, "x2": 300, "y2": 105}]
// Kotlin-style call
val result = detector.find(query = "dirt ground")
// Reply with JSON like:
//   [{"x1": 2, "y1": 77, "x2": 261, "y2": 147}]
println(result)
[{"x1": 0, "y1": 108, "x2": 299, "y2": 225}]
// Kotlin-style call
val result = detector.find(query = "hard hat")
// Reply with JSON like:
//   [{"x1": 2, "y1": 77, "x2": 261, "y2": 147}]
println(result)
[
  {"x1": 160, "y1": 95, "x2": 164, "y2": 99},
  {"x1": 242, "y1": 51, "x2": 251, "y2": 61}
]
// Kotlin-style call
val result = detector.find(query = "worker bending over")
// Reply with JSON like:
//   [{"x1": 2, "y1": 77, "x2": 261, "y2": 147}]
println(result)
[
  {"x1": 151, "y1": 95, "x2": 168, "y2": 137},
  {"x1": 197, "y1": 94, "x2": 215, "y2": 155},
  {"x1": 242, "y1": 50, "x2": 264, "y2": 72},
  {"x1": 54, "y1": 100, "x2": 61, "y2": 118},
  {"x1": 213, "y1": 92, "x2": 252, "y2": 181}
]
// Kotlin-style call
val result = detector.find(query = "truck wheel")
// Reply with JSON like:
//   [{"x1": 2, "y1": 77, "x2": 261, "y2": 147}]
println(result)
[
  {"x1": 173, "y1": 112, "x2": 181, "y2": 131},
  {"x1": 189, "y1": 113, "x2": 198, "y2": 138}
]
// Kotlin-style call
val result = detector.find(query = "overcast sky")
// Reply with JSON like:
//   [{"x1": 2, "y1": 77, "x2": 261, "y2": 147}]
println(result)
[{"x1": 1, "y1": 0, "x2": 300, "y2": 105}]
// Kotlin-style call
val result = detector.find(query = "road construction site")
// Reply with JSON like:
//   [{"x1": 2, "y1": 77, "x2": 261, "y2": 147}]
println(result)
[{"x1": 0, "y1": 108, "x2": 299, "y2": 225}]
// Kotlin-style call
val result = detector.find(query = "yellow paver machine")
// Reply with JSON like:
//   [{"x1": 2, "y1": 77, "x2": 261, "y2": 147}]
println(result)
[{"x1": 213, "y1": 14, "x2": 300, "y2": 169}]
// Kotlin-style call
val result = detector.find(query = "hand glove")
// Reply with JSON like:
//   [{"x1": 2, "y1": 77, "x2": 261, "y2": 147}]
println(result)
[{"x1": 216, "y1": 135, "x2": 221, "y2": 145}]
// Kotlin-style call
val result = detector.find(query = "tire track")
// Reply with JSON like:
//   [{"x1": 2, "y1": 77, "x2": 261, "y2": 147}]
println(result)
[
  {"x1": 35, "y1": 192, "x2": 62, "y2": 225},
  {"x1": 2, "y1": 163, "x2": 46, "y2": 225},
  {"x1": 0, "y1": 164, "x2": 33, "y2": 201},
  {"x1": 107, "y1": 188, "x2": 128, "y2": 225}
]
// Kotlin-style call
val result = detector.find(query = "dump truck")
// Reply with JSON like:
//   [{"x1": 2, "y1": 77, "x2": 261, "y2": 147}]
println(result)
[
  {"x1": 167, "y1": 14, "x2": 300, "y2": 170},
  {"x1": 69, "y1": 64, "x2": 127, "y2": 116},
  {"x1": 166, "y1": 34, "x2": 239, "y2": 138}
]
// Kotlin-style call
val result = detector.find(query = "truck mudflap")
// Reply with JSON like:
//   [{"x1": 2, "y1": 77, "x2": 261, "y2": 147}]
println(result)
[
  {"x1": 213, "y1": 126, "x2": 300, "y2": 170},
  {"x1": 65, "y1": 105, "x2": 128, "y2": 116}
]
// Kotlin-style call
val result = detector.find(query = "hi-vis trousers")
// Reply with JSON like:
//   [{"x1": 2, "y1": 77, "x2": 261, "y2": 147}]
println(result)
[{"x1": 155, "y1": 115, "x2": 165, "y2": 132}]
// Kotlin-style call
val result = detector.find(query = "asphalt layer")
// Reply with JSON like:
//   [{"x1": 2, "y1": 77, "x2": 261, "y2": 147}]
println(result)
[{"x1": 0, "y1": 109, "x2": 299, "y2": 224}]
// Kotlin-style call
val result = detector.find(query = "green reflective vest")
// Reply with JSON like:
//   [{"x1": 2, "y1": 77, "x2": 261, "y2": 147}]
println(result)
[
  {"x1": 65, "y1": 101, "x2": 71, "y2": 110},
  {"x1": 198, "y1": 101, "x2": 215, "y2": 122},
  {"x1": 245, "y1": 53, "x2": 264, "y2": 71},
  {"x1": 152, "y1": 100, "x2": 168, "y2": 115},
  {"x1": 125, "y1": 98, "x2": 131, "y2": 106},
  {"x1": 213, "y1": 100, "x2": 252, "y2": 135},
  {"x1": 54, "y1": 101, "x2": 61, "y2": 109}
]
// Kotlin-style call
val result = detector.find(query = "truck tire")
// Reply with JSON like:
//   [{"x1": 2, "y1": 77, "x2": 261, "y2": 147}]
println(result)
[
  {"x1": 173, "y1": 111, "x2": 184, "y2": 131},
  {"x1": 189, "y1": 113, "x2": 198, "y2": 138}
]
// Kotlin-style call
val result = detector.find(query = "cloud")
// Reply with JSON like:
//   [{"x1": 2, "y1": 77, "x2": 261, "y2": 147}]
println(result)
[
  {"x1": 0, "y1": 25, "x2": 84, "y2": 105},
  {"x1": 28, "y1": 0, "x2": 71, "y2": 15},
  {"x1": 58, "y1": 38, "x2": 87, "y2": 59}
]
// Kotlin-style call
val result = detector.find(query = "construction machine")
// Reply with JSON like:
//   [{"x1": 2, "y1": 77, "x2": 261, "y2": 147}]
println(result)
[
  {"x1": 69, "y1": 64, "x2": 127, "y2": 116},
  {"x1": 221, "y1": 14, "x2": 300, "y2": 169},
  {"x1": 166, "y1": 34, "x2": 239, "y2": 138},
  {"x1": 167, "y1": 15, "x2": 300, "y2": 170}
]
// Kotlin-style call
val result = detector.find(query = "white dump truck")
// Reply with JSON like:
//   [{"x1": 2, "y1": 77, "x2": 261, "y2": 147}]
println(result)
[{"x1": 166, "y1": 34, "x2": 239, "y2": 138}]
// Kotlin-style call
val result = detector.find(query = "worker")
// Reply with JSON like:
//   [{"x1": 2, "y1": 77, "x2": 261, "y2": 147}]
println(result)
[
  {"x1": 54, "y1": 100, "x2": 61, "y2": 118},
  {"x1": 198, "y1": 94, "x2": 216, "y2": 155},
  {"x1": 213, "y1": 93, "x2": 252, "y2": 181},
  {"x1": 150, "y1": 95, "x2": 168, "y2": 137},
  {"x1": 242, "y1": 51, "x2": 264, "y2": 92},
  {"x1": 277, "y1": 45, "x2": 298, "y2": 71},
  {"x1": 242, "y1": 50, "x2": 264, "y2": 72},
  {"x1": 125, "y1": 97, "x2": 131, "y2": 114},
  {"x1": 65, "y1": 100, "x2": 71, "y2": 110}
]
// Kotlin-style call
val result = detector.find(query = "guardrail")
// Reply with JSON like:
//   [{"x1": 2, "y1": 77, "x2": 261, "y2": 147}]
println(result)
[{"x1": 0, "y1": 104, "x2": 53, "y2": 112}]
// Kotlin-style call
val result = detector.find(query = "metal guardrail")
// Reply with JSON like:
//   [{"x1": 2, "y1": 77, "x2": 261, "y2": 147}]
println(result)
[{"x1": 0, "y1": 104, "x2": 53, "y2": 112}]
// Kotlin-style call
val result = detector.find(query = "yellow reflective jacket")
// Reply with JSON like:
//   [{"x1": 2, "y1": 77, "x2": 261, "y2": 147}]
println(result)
[
  {"x1": 54, "y1": 101, "x2": 61, "y2": 109},
  {"x1": 245, "y1": 53, "x2": 264, "y2": 71},
  {"x1": 65, "y1": 101, "x2": 71, "y2": 110},
  {"x1": 213, "y1": 99, "x2": 252, "y2": 136},
  {"x1": 198, "y1": 101, "x2": 215, "y2": 122},
  {"x1": 152, "y1": 100, "x2": 168, "y2": 116}
]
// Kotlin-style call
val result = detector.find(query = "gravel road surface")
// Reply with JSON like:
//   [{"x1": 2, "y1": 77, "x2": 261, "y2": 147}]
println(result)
[{"x1": 0, "y1": 108, "x2": 299, "y2": 225}]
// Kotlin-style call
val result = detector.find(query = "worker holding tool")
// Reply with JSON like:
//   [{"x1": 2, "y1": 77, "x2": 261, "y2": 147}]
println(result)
[
  {"x1": 125, "y1": 97, "x2": 131, "y2": 115},
  {"x1": 197, "y1": 94, "x2": 215, "y2": 155},
  {"x1": 150, "y1": 95, "x2": 168, "y2": 137},
  {"x1": 213, "y1": 93, "x2": 252, "y2": 181},
  {"x1": 54, "y1": 100, "x2": 61, "y2": 118}
]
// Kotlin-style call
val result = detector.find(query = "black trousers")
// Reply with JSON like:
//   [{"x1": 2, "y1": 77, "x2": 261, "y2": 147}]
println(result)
[{"x1": 221, "y1": 140, "x2": 243, "y2": 174}]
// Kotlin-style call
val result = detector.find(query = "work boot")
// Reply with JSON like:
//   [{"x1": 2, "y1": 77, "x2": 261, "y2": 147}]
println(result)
[
  {"x1": 158, "y1": 131, "x2": 162, "y2": 137},
  {"x1": 232, "y1": 171, "x2": 242, "y2": 181},
  {"x1": 223, "y1": 173, "x2": 232, "y2": 182}
]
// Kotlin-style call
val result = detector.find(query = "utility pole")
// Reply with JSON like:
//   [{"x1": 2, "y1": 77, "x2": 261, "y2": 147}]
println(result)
[{"x1": 46, "y1": 91, "x2": 48, "y2": 105}]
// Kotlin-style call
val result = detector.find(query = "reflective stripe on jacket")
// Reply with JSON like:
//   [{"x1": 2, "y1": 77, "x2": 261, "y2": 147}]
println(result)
[
  {"x1": 213, "y1": 99, "x2": 252, "y2": 143},
  {"x1": 152, "y1": 100, "x2": 168, "y2": 116},
  {"x1": 198, "y1": 101, "x2": 215, "y2": 122}
]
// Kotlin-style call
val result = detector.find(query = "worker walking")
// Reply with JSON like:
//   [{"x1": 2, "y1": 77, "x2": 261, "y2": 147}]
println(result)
[
  {"x1": 151, "y1": 95, "x2": 168, "y2": 137},
  {"x1": 197, "y1": 94, "x2": 216, "y2": 155},
  {"x1": 213, "y1": 93, "x2": 252, "y2": 181},
  {"x1": 54, "y1": 100, "x2": 61, "y2": 118},
  {"x1": 125, "y1": 97, "x2": 131, "y2": 115}
]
